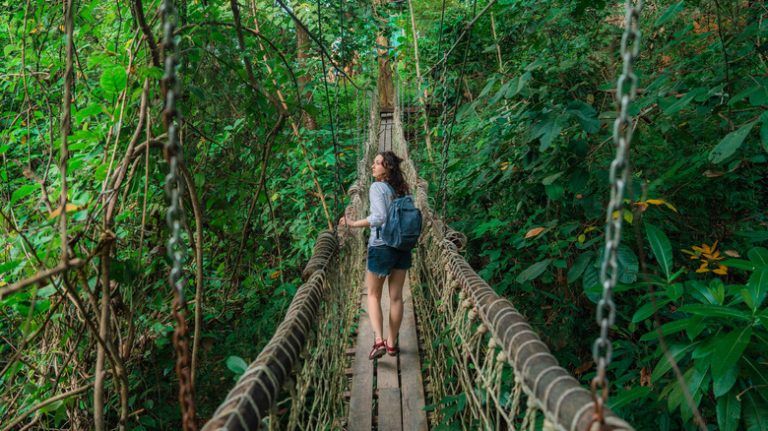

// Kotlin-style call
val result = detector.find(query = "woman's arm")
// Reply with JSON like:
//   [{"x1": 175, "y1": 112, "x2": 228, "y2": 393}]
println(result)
[{"x1": 338, "y1": 216, "x2": 370, "y2": 228}]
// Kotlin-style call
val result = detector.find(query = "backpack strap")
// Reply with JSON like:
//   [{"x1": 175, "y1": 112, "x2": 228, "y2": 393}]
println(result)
[{"x1": 376, "y1": 182, "x2": 396, "y2": 239}]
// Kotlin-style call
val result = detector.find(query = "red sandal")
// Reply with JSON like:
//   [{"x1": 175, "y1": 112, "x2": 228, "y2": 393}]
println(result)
[
  {"x1": 369, "y1": 339, "x2": 386, "y2": 360},
  {"x1": 386, "y1": 340, "x2": 398, "y2": 356}
]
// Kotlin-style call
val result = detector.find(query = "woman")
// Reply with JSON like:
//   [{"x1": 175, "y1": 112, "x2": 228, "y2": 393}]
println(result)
[{"x1": 339, "y1": 151, "x2": 411, "y2": 360}]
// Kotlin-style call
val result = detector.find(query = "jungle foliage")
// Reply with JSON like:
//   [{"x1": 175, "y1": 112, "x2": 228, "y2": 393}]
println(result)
[{"x1": 1, "y1": 0, "x2": 767, "y2": 430}]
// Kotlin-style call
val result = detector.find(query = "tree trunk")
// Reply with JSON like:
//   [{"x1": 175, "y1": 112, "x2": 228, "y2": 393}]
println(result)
[{"x1": 377, "y1": 33, "x2": 394, "y2": 111}]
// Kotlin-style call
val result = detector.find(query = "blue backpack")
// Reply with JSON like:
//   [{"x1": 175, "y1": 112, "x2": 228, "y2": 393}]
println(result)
[{"x1": 378, "y1": 184, "x2": 422, "y2": 251}]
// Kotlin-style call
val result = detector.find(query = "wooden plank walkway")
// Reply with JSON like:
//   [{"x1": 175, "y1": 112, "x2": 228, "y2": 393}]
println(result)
[{"x1": 348, "y1": 277, "x2": 427, "y2": 431}]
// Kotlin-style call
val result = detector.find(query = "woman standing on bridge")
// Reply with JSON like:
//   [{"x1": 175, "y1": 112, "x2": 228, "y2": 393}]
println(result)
[{"x1": 339, "y1": 151, "x2": 411, "y2": 360}]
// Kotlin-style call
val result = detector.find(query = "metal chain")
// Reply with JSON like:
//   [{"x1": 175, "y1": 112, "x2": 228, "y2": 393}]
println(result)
[
  {"x1": 161, "y1": 0, "x2": 197, "y2": 429},
  {"x1": 592, "y1": 0, "x2": 643, "y2": 425}
]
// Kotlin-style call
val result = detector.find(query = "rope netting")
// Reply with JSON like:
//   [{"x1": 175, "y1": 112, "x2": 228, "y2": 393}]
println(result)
[
  {"x1": 201, "y1": 96, "x2": 380, "y2": 431},
  {"x1": 390, "y1": 94, "x2": 634, "y2": 431}
]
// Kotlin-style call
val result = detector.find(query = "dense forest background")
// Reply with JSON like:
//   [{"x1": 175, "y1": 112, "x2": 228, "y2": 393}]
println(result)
[{"x1": 1, "y1": 0, "x2": 767, "y2": 430}]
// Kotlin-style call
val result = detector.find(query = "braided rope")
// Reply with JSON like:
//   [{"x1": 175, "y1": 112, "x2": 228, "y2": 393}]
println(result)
[{"x1": 391, "y1": 90, "x2": 634, "y2": 430}]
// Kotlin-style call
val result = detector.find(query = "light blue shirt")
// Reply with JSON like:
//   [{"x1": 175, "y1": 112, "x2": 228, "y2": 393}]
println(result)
[{"x1": 366, "y1": 182, "x2": 394, "y2": 247}]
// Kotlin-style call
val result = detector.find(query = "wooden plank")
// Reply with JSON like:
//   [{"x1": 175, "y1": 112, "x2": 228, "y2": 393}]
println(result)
[
  {"x1": 399, "y1": 278, "x2": 428, "y2": 431},
  {"x1": 377, "y1": 388, "x2": 403, "y2": 431},
  {"x1": 349, "y1": 284, "x2": 373, "y2": 431},
  {"x1": 377, "y1": 280, "x2": 402, "y2": 429}
]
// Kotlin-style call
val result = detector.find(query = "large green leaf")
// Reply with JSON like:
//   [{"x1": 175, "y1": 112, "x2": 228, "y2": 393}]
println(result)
[
  {"x1": 567, "y1": 251, "x2": 593, "y2": 283},
  {"x1": 717, "y1": 391, "x2": 742, "y2": 431},
  {"x1": 713, "y1": 363, "x2": 739, "y2": 397},
  {"x1": 631, "y1": 298, "x2": 670, "y2": 323},
  {"x1": 100, "y1": 66, "x2": 128, "y2": 97},
  {"x1": 645, "y1": 223, "x2": 673, "y2": 280},
  {"x1": 516, "y1": 259, "x2": 552, "y2": 283},
  {"x1": 711, "y1": 327, "x2": 751, "y2": 385},
  {"x1": 652, "y1": 343, "x2": 696, "y2": 382},
  {"x1": 617, "y1": 244, "x2": 639, "y2": 284},
  {"x1": 748, "y1": 247, "x2": 768, "y2": 267},
  {"x1": 663, "y1": 88, "x2": 706, "y2": 115},
  {"x1": 11, "y1": 184, "x2": 37, "y2": 205},
  {"x1": 746, "y1": 268, "x2": 768, "y2": 311},
  {"x1": 678, "y1": 304, "x2": 751, "y2": 321},
  {"x1": 709, "y1": 121, "x2": 758, "y2": 164},
  {"x1": 744, "y1": 392, "x2": 768, "y2": 431},
  {"x1": 667, "y1": 365, "x2": 707, "y2": 416}
]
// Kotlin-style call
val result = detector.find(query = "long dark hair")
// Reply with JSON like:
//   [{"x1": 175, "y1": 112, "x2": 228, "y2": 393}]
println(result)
[{"x1": 379, "y1": 151, "x2": 409, "y2": 197}]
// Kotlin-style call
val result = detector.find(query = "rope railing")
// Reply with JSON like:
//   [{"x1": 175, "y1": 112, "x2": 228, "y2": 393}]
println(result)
[
  {"x1": 390, "y1": 99, "x2": 634, "y2": 431},
  {"x1": 202, "y1": 94, "x2": 379, "y2": 431}
]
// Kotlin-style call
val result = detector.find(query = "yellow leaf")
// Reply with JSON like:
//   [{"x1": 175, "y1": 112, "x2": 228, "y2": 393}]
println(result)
[
  {"x1": 0, "y1": 280, "x2": 6, "y2": 287},
  {"x1": 21, "y1": 135, "x2": 27, "y2": 144},
  {"x1": 49, "y1": 203, "x2": 80, "y2": 219},
  {"x1": 269, "y1": 271, "x2": 281, "y2": 280},
  {"x1": 645, "y1": 198, "x2": 678, "y2": 213},
  {"x1": 584, "y1": 226, "x2": 597, "y2": 233},
  {"x1": 578, "y1": 234, "x2": 586, "y2": 243},
  {"x1": 724, "y1": 250, "x2": 740, "y2": 258},
  {"x1": 696, "y1": 262, "x2": 710, "y2": 273},
  {"x1": 712, "y1": 265, "x2": 728, "y2": 275},
  {"x1": 703, "y1": 170, "x2": 724, "y2": 178},
  {"x1": 524, "y1": 227, "x2": 545, "y2": 239}
]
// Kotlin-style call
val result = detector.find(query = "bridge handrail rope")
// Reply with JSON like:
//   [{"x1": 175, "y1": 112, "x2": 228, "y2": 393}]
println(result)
[{"x1": 389, "y1": 83, "x2": 634, "y2": 430}]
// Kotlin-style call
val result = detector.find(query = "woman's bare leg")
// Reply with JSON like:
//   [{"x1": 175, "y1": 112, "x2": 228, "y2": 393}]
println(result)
[
  {"x1": 366, "y1": 270, "x2": 387, "y2": 342},
  {"x1": 387, "y1": 269, "x2": 407, "y2": 347}
]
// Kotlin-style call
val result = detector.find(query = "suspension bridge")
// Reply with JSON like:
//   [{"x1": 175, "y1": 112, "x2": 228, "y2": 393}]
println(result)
[{"x1": 198, "y1": 85, "x2": 635, "y2": 430}]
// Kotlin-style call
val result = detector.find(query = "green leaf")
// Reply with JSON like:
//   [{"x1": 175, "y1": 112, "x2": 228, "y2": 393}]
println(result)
[
  {"x1": 226, "y1": 356, "x2": 248, "y2": 376},
  {"x1": 663, "y1": 88, "x2": 705, "y2": 115},
  {"x1": 645, "y1": 223, "x2": 673, "y2": 280},
  {"x1": 652, "y1": 343, "x2": 696, "y2": 382},
  {"x1": 723, "y1": 258, "x2": 756, "y2": 271},
  {"x1": 746, "y1": 268, "x2": 768, "y2": 310},
  {"x1": 582, "y1": 264, "x2": 601, "y2": 303},
  {"x1": 667, "y1": 365, "x2": 707, "y2": 414},
  {"x1": 744, "y1": 392, "x2": 768, "y2": 431},
  {"x1": 748, "y1": 247, "x2": 768, "y2": 267},
  {"x1": 536, "y1": 120, "x2": 562, "y2": 152},
  {"x1": 711, "y1": 327, "x2": 751, "y2": 385},
  {"x1": 654, "y1": 1, "x2": 685, "y2": 27},
  {"x1": 516, "y1": 259, "x2": 552, "y2": 283},
  {"x1": 11, "y1": 184, "x2": 37, "y2": 205},
  {"x1": 640, "y1": 317, "x2": 702, "y2": 342},
  {"x1": 617, "y1": 244, "x2": 639, "y2": 284},
  {"x1": 713, "y1": 360, "x2": 738, "y2": 397},
  {"x1": 608, "y1": 386, "x2": 651, "y2": 410},
  {"x1": 566, "y1": 101, "x2": 600, "y2": 133},
  {"x1": 679, "y1": 304, "x2": 751, "y2": 321},
  {"x1": 567, "y1": 252, "x2": 593, "y2": 283},
  {"x1": 709, "y1": 121, "x2": 758, "y2": 164},
  {"x1": 100, "y1": 66, "x2": 128, "y2": 97},
  {"x1": 632, "y1": 298, "x2": 670, "y2": 323},
  {"x1": 717, "y1": 391, "x2": 742, "y2": 431},
  {"x1": 743, "y1": 357, "x2": 768, "y2": 403}
]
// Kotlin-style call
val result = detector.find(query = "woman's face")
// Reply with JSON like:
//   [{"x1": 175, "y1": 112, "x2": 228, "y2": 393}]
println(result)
[{"x1": 372, "y1": 155, "x2": 387, "y2": 180}]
